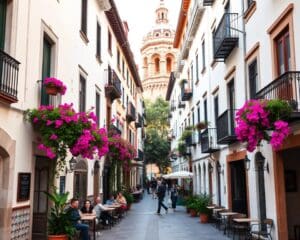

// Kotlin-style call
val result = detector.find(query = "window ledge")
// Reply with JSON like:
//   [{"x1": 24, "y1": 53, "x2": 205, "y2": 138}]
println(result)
[
  {"x1": 201, "y1": 67, "x2": 206, "y2": 75},
  {"x1": 244, "y1": 1, "x2": 257, "y2": 23},
  {"x1": 79, "y1": 30, "x2": 89, "y2": 44}
]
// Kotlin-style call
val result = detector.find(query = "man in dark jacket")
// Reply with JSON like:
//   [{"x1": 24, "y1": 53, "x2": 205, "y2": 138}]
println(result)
[
  {"x1": 66, "y1": 198, "x2": 89, "y2": 240},
  {"x1": 156, "y1": 180, "x2": 168, "y2": 215}
]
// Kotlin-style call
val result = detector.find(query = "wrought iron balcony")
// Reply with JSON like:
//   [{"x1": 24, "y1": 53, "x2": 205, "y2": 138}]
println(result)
[
  {"x1": 138, "y1": 149, "x2": 144, "y2": 161},
  {"x1": 0, "y1": 49, "x2": 20, "y2": 103},
  {"x1": 185, "y1": 131, "x2": 198, "y2": 147},
  {"x1": 217, "y1": 109, "x2": 237, "y2": 144},
  {"x1": 255, "y1": 71, "x2": 300, "y2": 121},
  {"x1": 105, "y1": 69, "x2": 122, "y2": 102},
  {"x1": 109, "y1": 124, "x2": 122, "y2": 135},
  {"x1": 200, "y1": 128, "x2": 219, "y2": 153},
  {"x1": 203, "y1": 0, "x2": 214, "y2": 6},
  {"x1": 135, "y1": 114, "x2": 143, "y2": 128},
  {"x1": 213, "y1": 13, "x2": 239, "y2": 60},
  {"x1": 126, "y1": 102, "x2": 136, "y2": 122},
  {"x1": 181, "y1": 84, "x2": 193, "y2": 101}
]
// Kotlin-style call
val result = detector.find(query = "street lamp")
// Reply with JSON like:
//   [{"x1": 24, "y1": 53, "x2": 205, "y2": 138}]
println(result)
[
  {"x1": 244, "y1": 155, "x2": 251, "y2": 171},
  {"x1": 65, "y1": 157, "x2": 77, "y2": 174}
]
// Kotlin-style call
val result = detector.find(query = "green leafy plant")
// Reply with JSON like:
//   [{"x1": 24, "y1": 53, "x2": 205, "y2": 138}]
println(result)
[
  {"x1": 180, "y1": 129, "x2": 193, "y2": 140},
  {"x1": 122, "y1": 191, "x2": 134, "y2": 205},
  {"x1": 196, "y1": 121, "x2": 209, "y2": 131},
  {"x1": 266, "y1": 99, "x2": 292, "y2": 123},
  {"x1": 194, "y1": 194, "x2": 211, "y2": 214},
  {"x1": 44, "y1": 190, "x2": 76, "y2": 237},
  {"x1": 177, "y1": 141, "x2": 187, "y2": 156}
]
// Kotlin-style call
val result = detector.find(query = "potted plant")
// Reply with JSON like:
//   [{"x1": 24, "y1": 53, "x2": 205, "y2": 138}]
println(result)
[
  {"x1": 44, "y1": 77, "x2": 67, "y2": 96},
  {"x1": 187, "y1": 199, "x2": 199, "y2": 217},
  {"x1": 235, "y1": 99, "x2": 292, "y2": 152},
  {"x1": 195, "y1": 194, "x2": 211, "y2": 223},
  {"x1": 123, "y1": 191, "x2": 134, "y2": 210},
  {"x1": 196, "y1": 121, "x2": 208, "y2": 131},
  {"x1": 44, "y1": 190, "x2": 76, "y2": 240},
  {"x1": 180, "y1": 129, "x2": 193, "y2": 145},
  {"x1": 177, "y1": 141, "x2": 187, "y2": 156}
]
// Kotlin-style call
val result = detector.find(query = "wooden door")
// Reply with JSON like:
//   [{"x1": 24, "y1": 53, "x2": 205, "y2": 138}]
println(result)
[
  {"x1": 74, "y1": 171, "x2": 87, "y2": 203},
  {"x1": 32, "y1": 157, "x2": 50, "y2": 240}
]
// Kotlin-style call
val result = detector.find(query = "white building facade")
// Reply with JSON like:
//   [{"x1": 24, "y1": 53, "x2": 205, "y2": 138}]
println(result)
[
  {"x1": 167, "y1": 0, "x2": 300, "y2": 239},
  {"x1": 0, "y1": 0, "x2": 143, "y2": 239}
]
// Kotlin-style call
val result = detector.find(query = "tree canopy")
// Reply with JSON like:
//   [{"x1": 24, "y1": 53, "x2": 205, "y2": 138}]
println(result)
[{"x1": 144, "y1": 97, "x2": 170, "y2": 173}]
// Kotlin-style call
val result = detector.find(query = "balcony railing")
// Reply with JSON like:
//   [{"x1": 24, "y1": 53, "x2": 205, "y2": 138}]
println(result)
[
  {"x1": 105, "y1": 69, "x2": 122, "y2": 102},
  {"x1": 213, "y1": 13, "x2": 239, "y2": 60},
  {"x1": 255, "y1": 71, "x2": 300, "y2": 120},
  {"x1": 181, "y1": 84, "x2": 193, "y2": 101},
  {"x1": 200, "y1": 128, "x2": 219, "y2": 153},
  {"x1": 0, "y1": 49, "x2": 20, "y2": 103},
  {"x1": 126, "y1": 102, "x2": 136, "y2": 122},
  {"x1": 185, "y1": 131, "x2": 198, "y2": 147},
  {"x1": 135, "y1": 114, "x2": 143, "y2": 128},
  {"x1": 217, "y1": 109, "x2": 237, "y2": 144},
  {"x1": 203, "y1": 0, "x2": 214, "y2": 6}
]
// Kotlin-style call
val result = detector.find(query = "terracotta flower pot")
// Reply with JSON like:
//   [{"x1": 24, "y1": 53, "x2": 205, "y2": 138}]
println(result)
[
  {"x1": 190, "y1": 209, "x2": 197, "y2": 217},
  {"x1": 199, "y1": 213, "x2": 209, "y2": 223},
  {"x1": 45, "y1": 85, "x2": 59, "y2": 95},
  {"x1": 48, "y1": 235, "x2": 68, "y2": 240}
]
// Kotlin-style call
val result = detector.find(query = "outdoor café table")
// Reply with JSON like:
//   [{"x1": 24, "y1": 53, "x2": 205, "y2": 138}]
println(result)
[
  {"x1": 233, "y1": 218, "x2": 260, "y2": 223},
  {"x1": 219, "y1": 212, "x2": 238, "y2": 235},
  {"x1": 213, "y1": 208, "x2": 225, "y2": 212},
  {"x1": 81, "y1": 214, "x2": 96, "y2": 240},
  {"x1": 207, "y1": 206, "x2": 216, "y2": 209}
]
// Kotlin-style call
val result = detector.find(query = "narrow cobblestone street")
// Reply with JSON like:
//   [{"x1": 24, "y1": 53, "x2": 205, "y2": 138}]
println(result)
[{"x1": 100, "y1": 193, "x2": 230, "y2": 240}]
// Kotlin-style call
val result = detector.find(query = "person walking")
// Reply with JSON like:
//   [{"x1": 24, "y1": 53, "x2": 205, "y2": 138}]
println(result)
[
  {"x1": 156, "y1": 180, "x2": 168, "y2": 215},
  {"x1": 170, "y1": 184, "x2": 178, "y2": 210}
]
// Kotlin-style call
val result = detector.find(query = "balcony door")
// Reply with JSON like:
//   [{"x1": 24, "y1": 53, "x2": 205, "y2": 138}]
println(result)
[
  {"x1": 275, "y1": 29, "x2": 293, "y2": 100},
  {"x1": 0, "y1": 0, "x2": 6, "y2": 50},
  {"x1": 41, "y1": 37, "x2": 52, "y2": 105},
  {"x1": 73, "y1": 160, "x2": 88, "y2": 203},
  {"x1": 228, "y1": 80, "x2": 235, "y2": 134}
]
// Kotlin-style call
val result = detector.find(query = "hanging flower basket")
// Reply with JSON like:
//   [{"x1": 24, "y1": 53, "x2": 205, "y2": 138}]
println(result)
[
  {"x1": 44, "y1": 77, "x2": 67, "y2": 96},
  {"x1": 235, "y1": 99, "x2": 292, "y2": 152}
]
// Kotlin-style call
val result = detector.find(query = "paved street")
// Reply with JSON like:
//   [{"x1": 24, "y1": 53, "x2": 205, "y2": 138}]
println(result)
[{"x1": 100, "y1": 193, "x2": 230, "y2": 240}]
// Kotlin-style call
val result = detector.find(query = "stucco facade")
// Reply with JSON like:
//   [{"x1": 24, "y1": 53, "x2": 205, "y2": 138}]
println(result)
[{"x1": 167, "y1": 1, "x2": 300, "y2": 239}]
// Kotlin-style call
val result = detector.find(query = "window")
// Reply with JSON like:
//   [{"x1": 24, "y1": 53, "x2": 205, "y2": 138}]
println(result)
[
  {"x1": 154, "y1": 58, "x2": 160, "y2": 73},
  {"x1": 192, "y1": 111, "x2": 195, "y2": 126},
  {"x1": 248, "y1": 59, "x2": 258, "y2": 99},
  {"x1": 126, "y1": 69, "x2": 129, "y2": 83},
  {"x1": 95, "y1": 91, "x2": 100, "y2": 126},
  {"x1": 81, "y1": 0, "x2": 87, "y2": 36},
  {"x1": 191, "y1": 63, "x2": 194, "y2": 90},
  {"x1": 228, "y1": 79, "x2": 235, "y2": 110},
  {"x1": 202, "y1": 41, "x2": 206, "y2": 70},
  {"x1": 122, "y1": 59, "x2": 125, "y2": 76},
  {"x1": 122, "y1": 87, "x2": 125, "y2": 106},
  {"x1": 214, "y1": 95, "x2": 219, "y2": 126},
  {"x1": 79, "y1": 75, "x2": 86, "y2": 112},
  {"x1": 0, "y1": 0, "x2": 7, "y2": 50},
  {"x1": 204, "y1": 99, "x2": 208, "y2": 123},
  {"x1": 41, "y1": 37, "x2": 52, "y2": 105},
  {"x1": 197, "y1": 104, "x2": 200, "y2": 123},
  {"x1": 276, "y1": 29, "x2": 291, "y2": 75},
  {"x1": 195, "y1": 54, "x2": 199, "y2": 81},
  {"x1": 166, "y1": 57, "x2": 172, "y2": 73},
  {"x1": 96, "y1": 22, "x2": 101, "y2": 58},
  {"x1": 108, "y1": 30, "x2": 112, "y2": 53},
  {"x1": 247, "y1": 0, "x2": 254, "y2": 8},
  {"x1": 116, "y1": 49, "x2": 120, "y2": 69}
]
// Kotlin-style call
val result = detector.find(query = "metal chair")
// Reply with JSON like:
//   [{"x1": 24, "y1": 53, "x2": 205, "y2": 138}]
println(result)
[
  {"x1": 231, "y1": 213, "x2": 247, "y2": 240},
  {"x1": 249, "y1": 218, "x2": 273, "y2": 240}
]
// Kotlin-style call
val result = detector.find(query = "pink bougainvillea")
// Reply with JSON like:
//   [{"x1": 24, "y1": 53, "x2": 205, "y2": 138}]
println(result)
[
  {"x1": 25, "y1": 103, "x2": 109, "y2": 165},
  {"x1": 235, "y1": 99, "x2": 290, "y2": 152}
]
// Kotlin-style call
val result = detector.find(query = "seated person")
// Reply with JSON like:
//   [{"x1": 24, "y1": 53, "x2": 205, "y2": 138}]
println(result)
[
  {"x1": 106, "y1": 195, "x2": 116, "y2": 205},
  {"x1": 94, "y1": 196, "x2": 114, "y2": 225},
  {"x1": 80, "y1": 199, "x2": 95, "y2": 214},
  {"x1": 116, "y1": 192, "x2": 127, "y2": 210},
  {"x1": 66, "y1": 198, "x2": 89, "y2": 240}
]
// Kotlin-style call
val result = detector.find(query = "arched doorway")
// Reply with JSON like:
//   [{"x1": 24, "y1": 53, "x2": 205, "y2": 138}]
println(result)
[
  {"x1": 0, "y1": 129, "x2": 15, "y2": 240},
  {"x1": 73, "y1": 158, "x2": 88, "y2": 203},
  {"x1": 93, "y1": 160, "x2": 100, "y2": 199}
]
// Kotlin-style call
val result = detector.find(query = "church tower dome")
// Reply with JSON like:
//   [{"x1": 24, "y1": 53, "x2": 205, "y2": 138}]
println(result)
[{"x1": 140, "y1": 0, "x2": 178, "y2": 100}]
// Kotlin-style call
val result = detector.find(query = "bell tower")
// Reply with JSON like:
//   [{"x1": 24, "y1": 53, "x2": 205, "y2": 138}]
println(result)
[{"x1": 155, "y1": 0, "x2": 169, "y2": 24}]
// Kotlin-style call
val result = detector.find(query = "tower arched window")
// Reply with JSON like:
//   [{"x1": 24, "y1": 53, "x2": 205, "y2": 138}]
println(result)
[
  {"x1": 155, "y1": 58, "x2": 160, "y2": 74},
  {"x1": 166, "y1": 57, "x2": 172, "y2": 73},
  {"x1": 161, "y1": 12, "x2": 164, "y2": 20}
]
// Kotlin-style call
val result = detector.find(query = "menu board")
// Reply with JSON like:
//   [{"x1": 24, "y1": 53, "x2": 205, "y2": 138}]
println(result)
[{"x1": 17, "y1": 173, "x2": 31, "y2": 202}]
